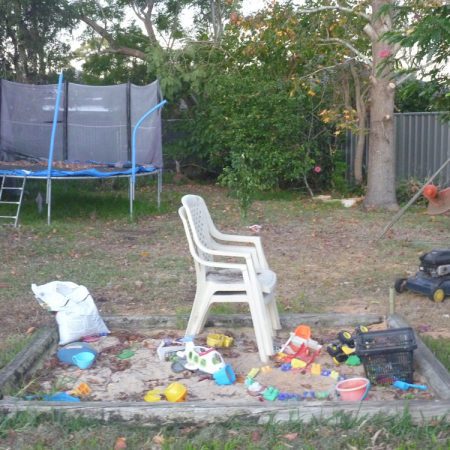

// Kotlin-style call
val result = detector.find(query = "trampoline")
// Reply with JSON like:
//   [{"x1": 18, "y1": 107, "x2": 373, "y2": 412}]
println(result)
[{"x1": 0, "y1": 72, "x2": 166, "y2": 225}]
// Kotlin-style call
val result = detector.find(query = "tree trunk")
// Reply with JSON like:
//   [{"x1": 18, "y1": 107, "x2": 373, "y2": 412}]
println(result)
[
  {"x1": 350, "y1": 64, "x2": 367, "y2": 185},
  {"x1": 363, "y1": 0, "x2": 398, "y2": 210}
]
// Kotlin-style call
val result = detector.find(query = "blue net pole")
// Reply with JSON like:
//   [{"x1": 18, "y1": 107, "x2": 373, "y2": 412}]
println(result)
[
  {"x1": 48, "y1": 71, "x2": 64, "y2": 179},
  {"x1": 46, "y1": 71, "x2": 64, "y2": 225},
  {"x1": 130, "y1": 99, "x2": 167, "y2": 218},
  {"x1": 131, "y1": 99, "x2": 167, "y2": 187}
]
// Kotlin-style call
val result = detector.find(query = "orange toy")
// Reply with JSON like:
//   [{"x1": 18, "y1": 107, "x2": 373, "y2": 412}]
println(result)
[
  {"x1": 70, "y1": 382, "x2": 91, "y2": 397},
  {"x1": 294, "y1": 325, "x2": 311, "y2": 339}
]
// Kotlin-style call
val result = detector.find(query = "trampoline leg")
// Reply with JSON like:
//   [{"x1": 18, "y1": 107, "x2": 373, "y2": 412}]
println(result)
[
  {"x1": 157, "y1": 169, "x2": 162, "y2": 209},
  {"x1": 129, "y1": 177, "x2": 134, "y2": 220},
  {"x1": 46, "y1": 179, "x2": 52, "y2": 226}
]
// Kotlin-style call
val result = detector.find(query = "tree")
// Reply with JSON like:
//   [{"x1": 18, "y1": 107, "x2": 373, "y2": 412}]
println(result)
[
  {"x1": 75, "y1": 25, "x2": 150, "y2": 84},
  {"x1": 395, "y1": 78, "x2": 444, "y2": 112},
  {"x1": 298, "y1": 0, "x2": 450, "y2": 210},
  {"x1": 0, "y1": 0, "x2": 76, "y2": 82},
  {"x1": 174, "y1": 3, "x2": 339, "y2": 211},
  {"x1": 298, "y1": 0, "x2": 401, "y2": 210},
  {"x1": 386, "y1": 3, "x2": 450, "y2": 114},
  {"x1": 71, "y1": 1, "x2": 243, "y2": 99},
  {"x1": 364, "y1": 0, "x2": 398, "y2": 210}
]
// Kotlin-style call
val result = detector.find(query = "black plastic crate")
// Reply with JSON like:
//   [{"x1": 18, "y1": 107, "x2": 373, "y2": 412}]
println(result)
[{"x1": 355, "y1": 328, "x2": 417, "y2": 384}]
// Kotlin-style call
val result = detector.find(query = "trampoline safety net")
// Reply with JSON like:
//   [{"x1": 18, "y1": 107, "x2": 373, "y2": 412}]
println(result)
[{"x1": 0, "y1": 79, "x2": 163, "y2": 168}]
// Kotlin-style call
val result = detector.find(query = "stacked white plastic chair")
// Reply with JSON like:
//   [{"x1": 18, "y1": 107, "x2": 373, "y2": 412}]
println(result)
[{"x1": 178, "y1": 194, "x2": 281, "y2": 362}]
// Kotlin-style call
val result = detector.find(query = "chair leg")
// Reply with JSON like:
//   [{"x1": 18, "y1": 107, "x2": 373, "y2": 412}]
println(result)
[
  {"x1": 267, "y1": 298, "x2": 281, "y2": 332},
  {"x1": 248, "y1": 298, "x2": 274, "y2": 362},
  {"x1": 185, "y1": 289, "x2": 212, "y2": 336}
]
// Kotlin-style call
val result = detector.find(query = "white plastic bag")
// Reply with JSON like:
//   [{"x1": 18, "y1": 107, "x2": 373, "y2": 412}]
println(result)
[{"x1": 32, "y1": 281, "x2": 110, "y2": 345}]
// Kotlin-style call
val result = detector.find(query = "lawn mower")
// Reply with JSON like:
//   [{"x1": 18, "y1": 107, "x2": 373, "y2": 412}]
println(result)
[{"x1": 395, "y1": 249, "x2": 450, "y2": 302}]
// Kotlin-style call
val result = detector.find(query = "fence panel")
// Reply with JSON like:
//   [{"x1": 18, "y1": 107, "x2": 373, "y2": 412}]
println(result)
[{"x1": 346, "y1": 112, "x2": 450, "y2": 186}]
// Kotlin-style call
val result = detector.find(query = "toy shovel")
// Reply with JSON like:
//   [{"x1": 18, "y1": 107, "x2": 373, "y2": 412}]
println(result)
[{"x1": 393, "y1": 380, "x2": 428, "y2": 391}]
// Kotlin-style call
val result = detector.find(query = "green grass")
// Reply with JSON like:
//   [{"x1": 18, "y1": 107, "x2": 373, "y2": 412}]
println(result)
[
  {"x1": 0, "y1": 409, "x2": 448, "y2": 449},
  {"x1": 0, "y1": 334, "x2": 33, "y2": 370},
  {"x1": 1, "y1": 181, "x2": 450, "y2": 448},
  {"x1": 17, "y1": 177, "x2": 170, "y2": 224},
  {"x1": 421, "y1": 336, "x2": 450, "y2": 371}
]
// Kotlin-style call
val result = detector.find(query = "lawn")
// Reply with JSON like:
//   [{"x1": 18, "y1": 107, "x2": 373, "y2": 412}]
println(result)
[{"x1": 0, "y1": 178, "x2": 449, "y2": 448}]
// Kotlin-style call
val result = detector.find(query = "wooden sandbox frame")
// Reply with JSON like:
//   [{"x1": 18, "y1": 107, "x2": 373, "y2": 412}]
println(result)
[{"x1": 0, "y1": 313, "x2": 449, "y2": 425}]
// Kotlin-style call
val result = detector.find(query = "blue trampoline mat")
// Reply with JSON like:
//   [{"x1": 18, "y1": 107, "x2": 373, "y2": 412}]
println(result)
[{"x1": 0, "y1": 165, "x2": 158, "y2": 178}]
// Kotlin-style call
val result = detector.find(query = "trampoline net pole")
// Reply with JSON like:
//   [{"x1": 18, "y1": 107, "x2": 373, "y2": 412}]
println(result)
[
  {"x1": 131, "y1": 99, "x2": 167, "y2": 217},
  {"x1": 46, "y1": 71, "x2": 64, "y2": 225}
]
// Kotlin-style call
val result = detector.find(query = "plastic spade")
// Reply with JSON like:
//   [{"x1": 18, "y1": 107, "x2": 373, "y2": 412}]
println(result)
[{"x1": 393, "y1": 380, "x2": 428, "y2": 391}]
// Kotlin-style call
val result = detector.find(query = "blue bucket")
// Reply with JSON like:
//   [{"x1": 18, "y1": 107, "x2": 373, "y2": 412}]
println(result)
[{"x1": 72, "y1": 352, "x2": 95, "y2": 369}]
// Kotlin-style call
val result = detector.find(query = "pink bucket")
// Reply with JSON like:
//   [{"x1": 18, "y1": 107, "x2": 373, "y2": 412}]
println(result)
[{"x1": 336, "y1": 377, "x2": 370, "y2": 401}]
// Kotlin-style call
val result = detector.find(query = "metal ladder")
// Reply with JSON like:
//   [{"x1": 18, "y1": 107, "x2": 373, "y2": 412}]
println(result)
[{"x1": 0, "y1": 176, "x2": 27, "y2": 227}]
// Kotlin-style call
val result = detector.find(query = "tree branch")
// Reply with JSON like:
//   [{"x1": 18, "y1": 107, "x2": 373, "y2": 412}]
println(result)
[
  {"x1": 319, "y1": 38, "x2": 371, "y2": 65},
  {"x1": 130, "y1": 3, "x2": 145, "y2": 23},
  {"x1": 138, "y1": 0, "x2": 159, "y2": 45},
  {"x1": 102, "y1": 46, "x2": 147, "y2": 59},
  {"x1": 80, "y1": 15, "x2": 146, "y2": 60},
  {"x1": 298, "y1": 6, "x2": 370, "y2": 22},
  {"x1": 363, "y1": 23, "x2": 378, "y2": 41},
  {"x1": 297, "y1": 57, "x2": 359, "y2": 80}
]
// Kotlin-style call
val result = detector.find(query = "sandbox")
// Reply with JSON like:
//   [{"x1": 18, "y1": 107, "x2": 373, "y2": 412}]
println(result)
[{"x1": 0, "y1": 313, "x2": 449, "y2": 425}]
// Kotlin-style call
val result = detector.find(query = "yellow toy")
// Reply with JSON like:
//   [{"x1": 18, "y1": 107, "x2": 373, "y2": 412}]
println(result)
[
  {"x1": 291, "y1": 358, "x2": 307, "y2": 369},
  {"x1": 247, "y1": 368, "x2": 260, "y2": 378},
  {"x1": 310, "y1": 363, "x2": 321, "y2": 376},
  {"x1": 144, "y1": 389, "x2": 162, "y2": 402},
  {"x1": 165, "y1": 382, "x2": 187, "y2": 402},
  {"x1": 206, "y1": 334, "x2": 234, "y2": 348}
]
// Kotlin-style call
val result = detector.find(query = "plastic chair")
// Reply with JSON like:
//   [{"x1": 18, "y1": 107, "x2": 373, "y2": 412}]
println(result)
[{"x1": 179, "y1": 194, "x2": 281, "y2": 362}]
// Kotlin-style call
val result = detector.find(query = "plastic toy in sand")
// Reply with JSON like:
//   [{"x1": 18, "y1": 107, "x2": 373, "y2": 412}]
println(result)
[
  {"x1": 245, "y1": 359, "x2": 346, "y2": 401},
  {"x1": 326, "y1": 326, "x2": 367, "y2": 365},
  {"x1": 144, "y1": 389, "x2": 163, "y2": 402},
  {"x1": 164, "y1": 382, "x2": 187, "y2": 402},
  {"x1": 44, "y1": 392, "x2": 81, "y2": 402},
  {"x1": 70, "y1": 382, "x2": 91, "y2": 397},
  {"x1": 206, "y1": 333, "x2": 234, "y2": 348},
  {"x1": 72, "y1": 351, "x2": 95, "y2": 369},
  {"x1": 116, "y1": 349, "x2": 135, "y2": 359},
  {"x1": 335, "y1": 377, "x2": 370, "y2": 401},
  {"x1": 277, "y1": 324, "x2": 322, "y2": 368},
  {"x1": 213, "y1": 364, "x2": 236, "y2": 385},
  {"x1": 157, "y1": 337, "x2": 191, "y2": 361},
  {"x1": 177, "y1": 341, "x2": 226, "y2": 375},
  {"x1": 392, "y1": 380, "x2": 427, "y2": 391},
  {"x1": 57, "y1": 342, "x2": 97, "y2": 366}
]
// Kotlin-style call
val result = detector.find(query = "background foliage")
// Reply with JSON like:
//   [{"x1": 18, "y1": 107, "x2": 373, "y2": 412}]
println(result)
[{"x1": 0, "y1": 1, "x2": 449, "y2": 209}]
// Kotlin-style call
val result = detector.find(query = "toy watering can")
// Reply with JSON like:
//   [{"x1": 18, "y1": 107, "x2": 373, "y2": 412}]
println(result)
[{"x1": 392, "y1": 380, "x2": 427, "y2": 391}]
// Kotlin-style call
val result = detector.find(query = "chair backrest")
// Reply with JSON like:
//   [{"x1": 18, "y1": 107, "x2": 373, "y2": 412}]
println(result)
[
  {"x1": 181, "y1": 195, "x2": 216, "y2": 262},
  {"x1": 179, "y1": 206, "x2": 203, "y2": 267}
]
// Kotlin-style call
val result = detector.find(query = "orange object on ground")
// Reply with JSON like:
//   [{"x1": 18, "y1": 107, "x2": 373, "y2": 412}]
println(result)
[
  {"x1": 423, "y1": 184, "x2": 438, "y2": 199},
  {"x1": 425, "y1": 186, "x2": 450, "y2": 215},
  {"x1": 70, "y1": 382, "x2": 91, "y2": 397},
  {"x1": 294, "y1": 325, "x2": 311, "y2": 339}
]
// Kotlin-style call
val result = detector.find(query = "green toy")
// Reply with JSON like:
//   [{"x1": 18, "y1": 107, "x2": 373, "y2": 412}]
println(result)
[{"x1": 262, "y1": 386, "x2": 280, "y2": 401}]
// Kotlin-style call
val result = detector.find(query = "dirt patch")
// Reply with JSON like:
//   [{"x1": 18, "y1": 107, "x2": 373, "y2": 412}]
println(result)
[{"x1": 26, "y1": 327, "x2": 434, "y2": 405}]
